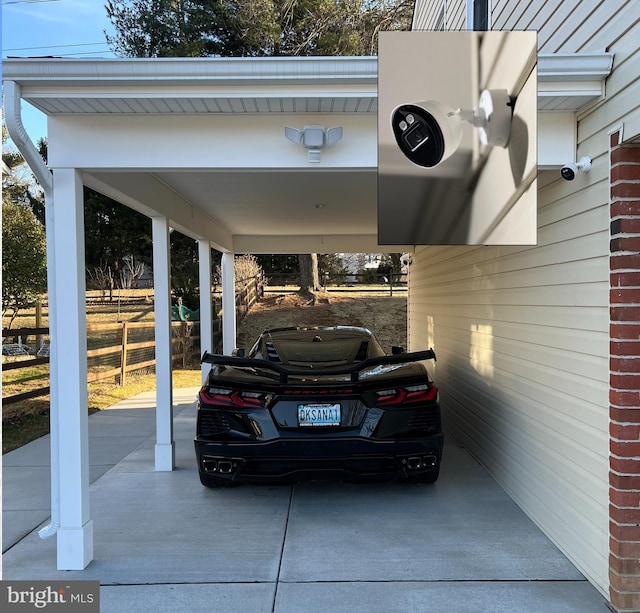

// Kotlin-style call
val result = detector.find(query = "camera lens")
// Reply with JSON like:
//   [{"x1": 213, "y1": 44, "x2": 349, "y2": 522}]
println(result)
[
  {"x1": 403, "y1": 123, "x2": 429, "y2": 151},
  {"x1": 561, "y1": 167, "x2": 575, "y2": 180},
  {"x1": 392, "y1": 104, "x2": 446, "y2": 168}
]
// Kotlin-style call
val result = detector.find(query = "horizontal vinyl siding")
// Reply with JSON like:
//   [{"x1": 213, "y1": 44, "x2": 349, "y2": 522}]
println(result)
[
  {"x1": 413, "y1": 0, "x2": 466, "y2": 30},
  {"x1": 408, "y1": 173, "x2": 610, "y2": 592},
  {"x1": 493, "y1": 0, "x2": 634, "y2": 54}
]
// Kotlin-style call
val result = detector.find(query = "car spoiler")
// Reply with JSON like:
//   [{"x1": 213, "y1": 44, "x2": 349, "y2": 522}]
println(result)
[{"x1": 201, "y1": 348, "x2": 436, "y2": 384}]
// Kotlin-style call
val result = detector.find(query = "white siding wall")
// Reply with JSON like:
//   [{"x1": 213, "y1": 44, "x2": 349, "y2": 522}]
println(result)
[
  {"x1": 410, "y1": 0, "x2": 640, "y2": 599},
  {"x1": 413, "y1": 0, "x2": 466, "y2": 30},
  {"x1": 409, "y1": 173, "x2": 610, "y2": 592},
  {"x1": 469, "y1": 31, "x2": 537, "y2": 242}
]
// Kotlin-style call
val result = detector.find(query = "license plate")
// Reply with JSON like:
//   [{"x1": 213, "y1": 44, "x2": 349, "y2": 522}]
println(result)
[{"x1": 297, "y1": 403, "x2": 341, "y2": 427}]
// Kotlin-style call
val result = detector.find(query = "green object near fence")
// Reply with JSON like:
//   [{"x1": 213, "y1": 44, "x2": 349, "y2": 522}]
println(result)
[{"x1": 172, "y1": 304, "x2": 200, "y2": 321}]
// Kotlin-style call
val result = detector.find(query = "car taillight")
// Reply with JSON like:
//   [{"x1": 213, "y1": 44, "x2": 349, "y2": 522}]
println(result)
[
  {"x1": 199, "y1": 387, "x2": 264, "y2": 408},
  {"x1": 375, "y1": 383, "x2": 437, "y2": 406}
]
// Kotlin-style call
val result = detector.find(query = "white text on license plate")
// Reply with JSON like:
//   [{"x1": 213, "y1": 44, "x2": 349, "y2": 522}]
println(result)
[{"x1": 297, "y1": 403, "x2": 341, "y2": 427}]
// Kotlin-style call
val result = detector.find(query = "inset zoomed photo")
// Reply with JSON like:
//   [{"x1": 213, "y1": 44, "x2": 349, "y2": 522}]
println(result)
[{"x1": 378, "y1": 30, "x2": 537, "y2": 245}]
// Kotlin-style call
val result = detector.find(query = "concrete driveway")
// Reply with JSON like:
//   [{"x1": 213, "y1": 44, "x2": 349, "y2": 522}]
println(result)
[{"x1": 2, "y1": 390, "x2": 610, "y2": 612}]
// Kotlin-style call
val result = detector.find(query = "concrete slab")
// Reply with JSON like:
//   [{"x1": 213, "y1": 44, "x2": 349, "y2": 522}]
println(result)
[
  {"x1": 279, "y1": 444, "x2": 583, "y2": 582},
  {"x1": 2, "y1": 388, "x2": 199, "y2": 551},
  {"x1": 274, "y1": 581, "x2": 610, "y2": 613},
  {"x1": 2, "y1": 511, "x2": 50, "y2": 549},
  {"x1": 1, "y1": 388, "x2": 610, "y2": 611},
  {"x1": 2, "y1": 436, "x2": 52, "y2": 467},
  {"x1": 101, "y1": 583, "x2": 276, "y2": 613}
]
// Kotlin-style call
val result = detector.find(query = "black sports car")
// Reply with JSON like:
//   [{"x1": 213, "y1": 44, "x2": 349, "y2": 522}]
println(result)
[{"x1": 194, "y1": 326, "x2": 442, "y2": 487}]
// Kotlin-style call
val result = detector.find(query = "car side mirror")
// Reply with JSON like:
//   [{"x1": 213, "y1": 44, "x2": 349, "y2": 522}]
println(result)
[
  {"x1": 391, "y1": 346, "x2": 405, "y2": 355},
  {"x1": 232, "y1": 347, "x2": 245, "y2": 357}
]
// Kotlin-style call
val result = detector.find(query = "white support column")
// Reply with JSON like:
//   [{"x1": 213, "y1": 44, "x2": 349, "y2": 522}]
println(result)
[
  {"x1": 52, "y1": 169, "x2": 93, "y2": 570},
  {"x1": 198, "y1": 240, "x2": 214, "y2": 382},
  {"x1": 152, "y1": 217, "x2": 175, "y2": 471},
  {"x1": 221, "y1": 252, "x2": 236, "y2": 355}
]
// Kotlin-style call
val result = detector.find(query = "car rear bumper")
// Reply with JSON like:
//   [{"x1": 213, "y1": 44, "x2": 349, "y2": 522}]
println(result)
[{"x1": 194, "y1": 435, "x2": 443, "y2": 483}]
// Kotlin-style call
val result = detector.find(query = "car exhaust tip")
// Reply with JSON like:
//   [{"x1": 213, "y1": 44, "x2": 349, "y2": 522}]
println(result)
[
  {"x1": 218, "y1": 461, "x2": 234, "y2": 474},
  {"x1": 407, "y1": 457, "x2": 422, "y2": 470},
  {"x1": 422, "y1": 454, "x2": 437, "y2": 468},
  {"x1": 202, "y1": 457, "x2": 218, "y2": 472}
]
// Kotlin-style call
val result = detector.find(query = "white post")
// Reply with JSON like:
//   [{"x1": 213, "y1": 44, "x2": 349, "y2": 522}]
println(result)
[
  {"x1": 52, "y1": 169, "x2": 93, "y2": 570},
  {"x1": 152, "y1": 217, "x2": 174, "y2": 471},
  {"x1": 198, "y1": 240, "x2": 214, "y2": 382},
  {"x1": 221, "y1": 252, "x2": 236, "y2": 355}
]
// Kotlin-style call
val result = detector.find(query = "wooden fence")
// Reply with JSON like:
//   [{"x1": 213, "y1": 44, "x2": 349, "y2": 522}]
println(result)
[
  {"x1": 2, "y1": 322, "x2": 199, "y2": 405},
  {"x1": 2, "y1": 275, "x2": 260, "y2": 406},
  {"x1": 263, "y1": 272, "x2": 407, "y2": 295}
]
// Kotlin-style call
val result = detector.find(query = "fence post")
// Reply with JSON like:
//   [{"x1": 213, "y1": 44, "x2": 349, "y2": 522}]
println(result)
[
  {"x1": 36, "y1": 299, "x2": 43, "y2": 352},
  {"x1": 120, "y1": 322, "x2": 129, "y2": 386},
  {"x1": 181, "y1": 322, "x2": 188, "y2": 369}
]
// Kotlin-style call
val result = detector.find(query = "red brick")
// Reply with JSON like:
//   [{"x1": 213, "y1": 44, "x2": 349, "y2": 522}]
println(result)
[
  {"x1": 612, "y1": 183, "x2": 640, "y2": 199},
  {"x1": 610, "y1": 488, "x2": 640, "y2": 507},
  {"x1": 610, "y1": 289, "x2": 640, "y2": 305},
  {"x1": 611, "y1": 457, "x2": 640, "y2": 474},
  {"x1": 612, "y1": 146, "x2": 640, "y2": 165},
  {"x1": 611, "y1": 237, "x2": 640, "y2": 253},
  {"x1": 611, "y1": 306, "x2": 640, "y2": 322},
  {"x1": 611, "y1": 407, "x2": 640, "y2": 422},
  {"x1": 611, "y1": 341, "x2": 640, "y2": 356},
  {"x1": 611, "y1": 255, "x2": 640, "y2": 272},
  {"x1": 610, "y1": 324, "x2": 640, "y2": 340},
  {"x1": 610, "y1": 522, "x2": 640, "y2": 541},
  {"x1": 610, "y1": 569, "x2": 640, "y2": 595},
  {"x1": 611, "y1": 423, "x2": 640, "y2": 440},
  {"x1": 611, "y1": 357, "x2": 640, "y2": 373},
  {"x1": 610, "y1": 589, "x2": 640, "y2": 613},
  {"x1": 611, "y1": 536, "x2": 640, "y2": 558},
  {"x1": 610, "y1": 473, "x2": 640, "y2": 490},
  {"x1": 611, "y1": 373, "x2": 640, "y2": 390},
  {"x1": 612, "y1": 439, "x2": 640, "y2": 455},
  {"x1": 611, "y1": 132, "x2": 621, "y2": 148},
  {"x1": 610, "y1": 391, "x2": 640, "y2": 408},
  {"x1": 611, "y1": 216, "x2": 640, "y2": 234},
  {"x1": 612, "y1": 164, "x2": 640, "y2": 182},
  {"x1": 610, "y1": 554, "x2": 640, "y2": 576},
  {"x1": 611, "y1": 505, "x2": 640, "y2": 524}
]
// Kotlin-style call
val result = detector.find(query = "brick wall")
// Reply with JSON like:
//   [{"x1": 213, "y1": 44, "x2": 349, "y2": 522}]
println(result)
[{"x1": 610, "y1": 130, "x2": 640, "y2": 612}]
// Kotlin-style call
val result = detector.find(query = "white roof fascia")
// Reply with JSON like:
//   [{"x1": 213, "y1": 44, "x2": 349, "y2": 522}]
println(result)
[
  {"x1": 1, "y1": 56, "x2": 378, "y2": 87},
  {"x1": 3, "y1": 52, "x2": 612, "y2": 113},
  {"x1": 537, "y1": 51, "x2": 614, "y2": 111},
  {"x1": 537, "y1": 51, "x2": 614, "y2": 82}
]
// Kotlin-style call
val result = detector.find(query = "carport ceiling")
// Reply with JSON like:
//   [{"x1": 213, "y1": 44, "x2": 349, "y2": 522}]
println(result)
[{"x1": 153, "y1": 169, "x2": 376, "y2": 236}]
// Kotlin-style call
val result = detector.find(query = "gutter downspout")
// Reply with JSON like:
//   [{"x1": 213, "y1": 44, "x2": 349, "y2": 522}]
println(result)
[{"x1": 4, "y1": 81, "x2": 59, "y2": 539}]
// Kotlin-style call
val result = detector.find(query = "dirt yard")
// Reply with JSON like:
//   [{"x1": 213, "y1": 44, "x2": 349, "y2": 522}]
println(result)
[{"x1": 235, "y1": 291, "x2": 408, "y2": 353}]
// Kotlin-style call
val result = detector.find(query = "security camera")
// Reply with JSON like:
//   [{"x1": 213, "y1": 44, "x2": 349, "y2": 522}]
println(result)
[
  {"x1": 391, "y1": 89, "x2": 513, "y2": 168},
  {"x1": 560, "y1": 156, "x2": 591, "y2": 181}
]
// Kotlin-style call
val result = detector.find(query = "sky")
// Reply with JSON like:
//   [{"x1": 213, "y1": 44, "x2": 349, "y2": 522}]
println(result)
[{"x1": 2, "y1": 0, "x2": 117, "y2": 142}]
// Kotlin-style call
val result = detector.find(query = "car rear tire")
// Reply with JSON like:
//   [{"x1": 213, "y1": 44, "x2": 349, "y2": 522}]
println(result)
[{"x1": 199, "y1": 471, "x2": 235, "y2": 488}]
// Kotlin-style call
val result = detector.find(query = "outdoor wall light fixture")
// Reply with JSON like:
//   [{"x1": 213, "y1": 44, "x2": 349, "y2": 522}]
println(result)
[{"x1": 285, "y1": 125, "x2": 343, "y2": 163}]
